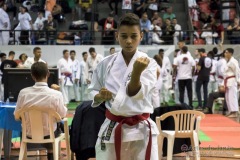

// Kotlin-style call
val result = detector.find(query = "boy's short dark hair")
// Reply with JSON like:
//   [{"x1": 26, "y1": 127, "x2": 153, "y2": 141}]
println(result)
[
  {"x1": 70, "y1": 50, "x2": 76, "y2": 54},
  {"x1": 158, "y1": 49, "x2": 164, "y2": 53},
  {"x1": 175, "y1": 49, "x2": 180, "y2": 53},
  {"x1": 0, "y1": 53, "x2": 6, "y2": 58},
  {"x1": 33, "y1": 47, "x2": 41, "y2": 53},
  {"x1": 182, "y1": 46, "x2": 188, "y2": 53},
  {"x1": 82, "y1": 52, "x2": 87, "y2": 56},
  {"x1": 19, "y1": 53, "x2": 27, "y2": 60},
  {"x1": 63, "y1": 49, "x2": 68, "y2": 55},
  {"x1": 89, "y1": 47, "x2": 95, "y2": 53},
  {"x1": 226, "y1": 48, "x2": 234, "y2": 54},
  {"x1": 110, "y1": 47, "x2": 115, "y2": 50},
  {"x1": 8, "y1": 51, "x2": 15, "y2": 56},
  {"x1": 31, "y1": 62, "x2": 48, "y2": 81},
  {"x1": 199, "y1": 48, "x2": 205, "y2": 53},
  {"x1": 117, "y1": 13, "x2": 141, "y2": 30}
]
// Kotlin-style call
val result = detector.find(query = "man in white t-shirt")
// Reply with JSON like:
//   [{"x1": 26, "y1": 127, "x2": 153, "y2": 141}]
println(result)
[
  {"x1": 24, "y1": 47, "x2": 46, "y2": 68},
  {"x1": 173, "y1": 46, "x2": 195, "y2": 107}
]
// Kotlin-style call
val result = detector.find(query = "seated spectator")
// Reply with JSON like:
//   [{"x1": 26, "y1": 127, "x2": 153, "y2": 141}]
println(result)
[
  {"x1": 122, "y1": 0, "x2": 132, "y2": 15},
  {"x1": 199, "y1": 12, "x2": 212, "y2": 25},
  {"x1": 172, "y1": 18, "x2": 182, "y2": 45},
  {"x1": 161, "y1": 18, "x2": 175, "y2": 44},
  {"x1": 43, "y1": 14, "x2": 58, "y2": 45},
  {"x1": 188, "y1": 0, "x2": 199, "y2": 21},
  {"x1": 226, "y1": 17, "x2": 240, "y2": 44},
  {"x1": 132, "y1": 0, "x2": 145, "y2": 18},
  {"x1": 146, "y1": 0, "x2": 158, "y2": 18},
  {"x1": 163, "y1": 6, "x2": 176, "y2": 20},
  {"x1": 34, "y1": 11, "x2": 47, "y2": 30},
  {"x1": 211, "y1": 18, "x2": 224, "y2": 44},
  {"x1": 151, "y1": 11, "x2": 161, "y2": 22},
  {"x1": 201, "y1": 23, "x2": 218, "y2": 45},
  {"x1": 150, "y1": 18, "x2": 163, "y2": 44},
  {"x1": 94, "y1": 13, "x2": 117, "y2": 45},
  {"x1": 14, "y1": 62, "x2": 67, "y2": 160},
  {"x1": 204, "y1": 86, "x2": 227, "y2": 114},
  {"x1": 140, "y1": 12, "x2": 151, "y2": 45}
]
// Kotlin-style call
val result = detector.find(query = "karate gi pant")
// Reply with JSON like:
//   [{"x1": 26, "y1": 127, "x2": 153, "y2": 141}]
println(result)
[
  {"x1": 95, "y1": 134, "x2": 158, "y2": 160},
  {"x1": 80, "y1": 83, "x2": 90, "y2": 101},
  {"x1": 69, "y1": 83, "x2": 80, "y2": 101},
  {"x1": 0, "y1": 31, "x2": 10, "y2": 45},
  {"x1": 208, "y1": 81, "x2": 218, "y2": 94},
  {"x1": 225, "y1": 85, "x2": 239, "y2": 112},
  {"x1": 60, "y1": 82, "x2": 72, "y2": 105},
  {"x1": 160, "y1": 79, "x2": 170, "y2": 103}
]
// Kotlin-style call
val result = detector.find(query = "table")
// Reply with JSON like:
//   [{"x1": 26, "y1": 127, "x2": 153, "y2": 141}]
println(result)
[{"x1": 0, "y1": 102, "x2": 21, "y2": 159}]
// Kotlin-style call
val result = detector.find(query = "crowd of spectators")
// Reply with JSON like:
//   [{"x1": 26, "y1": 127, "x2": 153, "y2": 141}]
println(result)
[{"x1": 0, "y1": 0, "x2": 239, "y2": 45}]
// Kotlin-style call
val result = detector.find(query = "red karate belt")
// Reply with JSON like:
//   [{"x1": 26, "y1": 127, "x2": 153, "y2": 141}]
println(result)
[
  {"x1": 224, "y1": 75, "x2": 236, "y2": 89},
  {"x1": 105, "y1": 109, "x2": 152, "y2": 160},
  {"x1": 218, "y1": 76, "x2": 224, "y2": 79}
]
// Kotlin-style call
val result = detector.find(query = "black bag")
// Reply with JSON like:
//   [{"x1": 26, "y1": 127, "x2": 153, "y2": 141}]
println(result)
[{"x1": 69, "y1": 24, "x2": 88, "y2": 30}]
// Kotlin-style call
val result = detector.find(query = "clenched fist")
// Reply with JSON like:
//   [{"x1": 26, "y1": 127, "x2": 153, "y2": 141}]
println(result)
[
  {"x1": 98, "y1": 88, "x2": 112, "y2": 102},
  {"x1": 51, "y1": 84, "x2": 60, "y2": 91},
  {"x1": 133, "y1": 57, "x2": 150, "y2": 74}
]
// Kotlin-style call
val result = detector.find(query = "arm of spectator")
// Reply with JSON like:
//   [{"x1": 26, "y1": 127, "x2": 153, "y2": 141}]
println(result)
[
  {"x1": 220, "y1": 31, "x2": 224, "y2": 44},
  {"x1": 94, "y1": 22, "x2": 99, "y2": 32}
]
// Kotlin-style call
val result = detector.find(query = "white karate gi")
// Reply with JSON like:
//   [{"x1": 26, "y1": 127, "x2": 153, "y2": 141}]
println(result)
[
  {"x1": 223, "y1": 57, "x2": 240, "y2": 112},
  {"x1": 57, "y1": 58, "x2": 73, "y2": 104},
  {"x1": 152, "y1": 65, "x2": 161, "y2": 108},
  {"x1": 208, "y1": 59, "x2": 218, "y2": 93},
  {"x1": 23, "y1": 57, "x2": 46, "y2": 68},
  {"x1": 160, "y1": 56, "x2": 172, "y2": 104},
  {"x1": 80, "y1": 60, "x2": 89, "y2": 101},
  {"x1": 89, "y1": 50, "x2": 159, "y2": 160},
  {"x1": 0, "y1": 8, "x2": 10, "y2": 45},
  {"x1": 70, "y1": 59, "x2": 80, "y2": 101},
  {"x1": 216, "y1": 58, "x2": 226, "y2": 86},
  {"x1": 85, "y1": 54, "x2": 103, "y2": 82}
]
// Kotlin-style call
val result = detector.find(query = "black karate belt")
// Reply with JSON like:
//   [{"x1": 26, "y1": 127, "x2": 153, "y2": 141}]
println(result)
[{"x1": 101, "y1": 120, "x2": 116, "y2": 150}]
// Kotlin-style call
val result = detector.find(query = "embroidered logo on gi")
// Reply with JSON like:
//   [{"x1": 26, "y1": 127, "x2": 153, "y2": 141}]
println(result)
[{"x1": 125, "y1": 72, "x2": 132, "y2": 86}]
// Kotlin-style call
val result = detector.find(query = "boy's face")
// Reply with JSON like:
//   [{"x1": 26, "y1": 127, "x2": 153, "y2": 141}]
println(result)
[
  {"x1": 34, "y1": 49, "x2": 42, "y2": 59},
  {"x1": 70, "y1": 52, "x2": 76, "y2": 59},
  {"x1": 116, "y1": 25, "x2": 143, "y2": 55}
]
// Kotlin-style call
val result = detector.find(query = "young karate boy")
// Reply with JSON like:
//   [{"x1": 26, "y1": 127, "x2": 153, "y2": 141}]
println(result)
[{"x1": 88, "y1": 13, "x2": 159, "y2": 160}]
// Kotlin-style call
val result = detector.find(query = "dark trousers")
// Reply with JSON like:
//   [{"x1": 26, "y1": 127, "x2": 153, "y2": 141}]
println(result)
[
  {"x1": 178, "y1": 79, "x2": 192, "y2": 107},
  {"x1": 206, "y1": 91, "x2": 227, "y2": 112},
  {"x1": 108, "y1": 0, "x2": 119, "y2": 15},
  {"x1": 196, "y1": 79, "x2": 209, "y2": 107}
]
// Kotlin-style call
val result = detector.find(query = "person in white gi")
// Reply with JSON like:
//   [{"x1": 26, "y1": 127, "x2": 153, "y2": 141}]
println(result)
[
  {"x1": 153, "y1": 54, "x2": 162, "y2": 108},
  {"x1": 69, "y1": 50, "x2": 80, "y2": 102},
  {"x1": 158, "y1": 49, "x2": 171, "y2": 105},
  {"x1": 216, "y1": 52, "x2": 227, "y2": 86},
  {"x1": 80, "y1": 51, "x2": 88, "y2": 101},
  {"x1": 221, "y1": 48, "x2": 240, "y2": 118},
  {"x1": 85, "y1": 47, "x2": 103, "y2": 84},
  {"x1": 24, "y1": 47, "x2": 46, "y2": 68},
  {"x1": 88, "y1": 13, "x2": 159, "y2": 160},
  {"x1": 57, "y1": 50, "x2": 73, "y2": 105},
  {"x1": 14, "y1": 5, "x2": 33, "y2": 44},
  {"x1": 0, "y1": 3, "x2": 10, "y2": 45}
]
